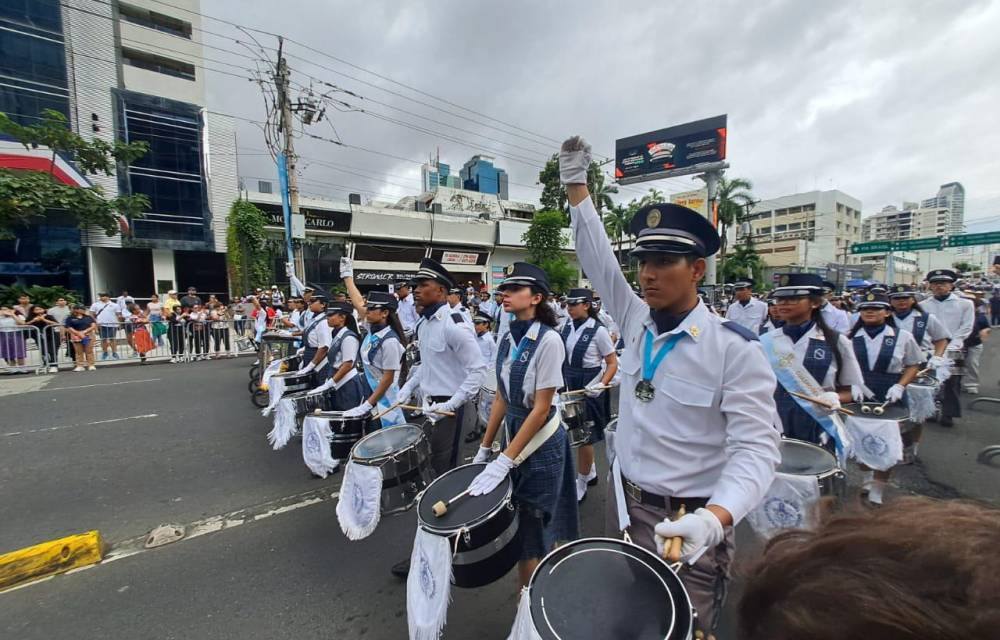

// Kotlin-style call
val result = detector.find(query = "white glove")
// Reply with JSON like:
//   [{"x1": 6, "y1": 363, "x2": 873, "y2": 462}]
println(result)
[
  {"x1": 339, "y1": 257, "x2": 353, "y2": 279},
  {"x1": 818, "y1": 391, "x2": 841, "y2": 412},
  {"x1": 885, "y1": 384, "x2": 905, "y2": 403},
  {"x1": 299, "y1": 361, "x2": 316, "y2": 373},
  {"x1": 928, "y1": 355, "x2": 948, "y2": 369},
  {"x1": 468, "y1": 453, "x2": 515, "y2": 496},
  {"x1": 472, "y1": 446, "x2": 492, "y2": 464},
  {"x1": 851, "y1": 385, "x2": 871, "y2": 403},
  {"x1": 559, "y1": 136, "x2": 592, "y2": 185},
  {"x1": 653, "y1": 508, "x2": 725, "y2": 563},
  {"x1": 343, "y1": 400, "x2": 372, "y2": 418},
  {"x1": 308, "y1": 378, "x2": 334, "y2": 395},
  {"x1": 584, "y1": 382, "x2": 605, "y2": 399},
  {"x1": 285, "y1": 261, "x2": 294, "y2": 277},
  {"x1": 421, "y1": 397, "x2": 443, "y2": 424}
]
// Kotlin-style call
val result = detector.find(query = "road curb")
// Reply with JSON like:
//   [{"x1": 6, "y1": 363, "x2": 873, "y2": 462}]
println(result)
[{"x1": 0, "y1": 531, "x2": 104, "y2": 590}]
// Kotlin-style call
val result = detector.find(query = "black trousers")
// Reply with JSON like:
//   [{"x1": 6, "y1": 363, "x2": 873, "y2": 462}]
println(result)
[
  {"x1": 941, "y1": 373, "x2": 962, "y2": 418},
  {"x1": 211, "y1": 327, "x2": 230, "y2": 352},
  {"x1": 168, "y1": 325, "x2": 185, "y2": 355},
  {"x1": 425, "y1": 395, "x2": 465, "y2": 476}
]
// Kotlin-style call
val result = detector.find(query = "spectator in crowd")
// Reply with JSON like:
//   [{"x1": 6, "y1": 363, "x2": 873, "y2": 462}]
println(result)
[
  {"x1": 990, "y1": 289, "x2": 1000, "y2": 326},
  {"x1": 187, "y1": 303, "x2": 210, "y2": 360},
  {"x1": 163, "y1": 289, "x2": 181, "y2": 315},
  {"x1": 0, "y1": 305, "x2": 28, "y2": 368},
  {"x1": 180, "y1": 286, "x2": 202, "y2": 309},
  {"x1": 127, "y1": 303, "x2": 153, "y2": 363},
  {"x1": 13, "y1": 294, "x2": 31, "y2": 318},
  {"x1": 146, "y1": 293, "x2": 164, "y2": 346},
  {"x1": 46, "y1": 297, "x2": 73, "y2": 361},
  {"x1": 165, "y1": 303, "x2": 186, "y2": 363},
  {"x1": 64, "y1": 304, "x2": 97, "y2": 371},
  {"x1": 209, "y1": 302, "x2": 232, "y2": 357},
  {"x1": 962, "y1": 295, "x2": 991, "y2": 395},
  {"x1": 737, "y1": 498, "x2": 1000, "y2": 640},
  {"x1": 116, "y1": 289, "x2": 135, "y2": 308},
  {"x1": 121, "y1": 299, "x2": 138, "y2": 356},
  {"x1": 25, "y1": 305, "x2": 61, "y2": 372},
  {"x1": 89, "y1": 292, "x2": 122, "y2": 360},
  {"x1": 270, "y1": 285, "x2": 285, "y2": 306}
]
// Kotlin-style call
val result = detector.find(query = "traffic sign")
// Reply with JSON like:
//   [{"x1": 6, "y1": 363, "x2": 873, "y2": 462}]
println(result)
[
  {"x1": 851, "y1": 241, "x2": 894, "y2": 254},
  {"x1": 851, "y1": 236, "x2": 945, "y2": 254},
  {"x1": 947, "y1": 231, "x2": 1000, "y2": 248}
]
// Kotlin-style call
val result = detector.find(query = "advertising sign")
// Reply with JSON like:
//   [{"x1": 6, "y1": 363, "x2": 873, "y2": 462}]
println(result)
[
  {"x1": 441, "y1": 251, "x2": 480, "y2": 265},
  {"x1": 670, "y1": 189, "x2": 709, "y2": 217},
  {"x1": 615, "y1": 115, "x2": 727, "y2": 185}
]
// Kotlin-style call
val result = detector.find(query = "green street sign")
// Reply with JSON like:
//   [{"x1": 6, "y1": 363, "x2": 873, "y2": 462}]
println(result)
[
  {"x1": 851, "y1": 241, "x2": 894, "y2": 254},
  {"x1": 896, "y1": 237, "x2": 944, "y2": 251},
  {"x1": 947, "y1": 231, "x2": 1000, "y2": 248}
]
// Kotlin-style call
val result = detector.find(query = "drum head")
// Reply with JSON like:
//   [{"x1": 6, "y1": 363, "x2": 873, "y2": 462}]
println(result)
[
  {"x1": 843, "y1": 403, "x2": 910, "y2": 421},
  {"x1": 353, "y1": 425, "x2": 423, "y2": 460},
  {"x1": 418, "y1": 463, "x2": 510, "y2": 533},
  {"x1": 528, "y1": 538, "x2": 691, "y2": 640},
  {"x1": 778, "y1": 438, "x2": 837, "y2": 475}
]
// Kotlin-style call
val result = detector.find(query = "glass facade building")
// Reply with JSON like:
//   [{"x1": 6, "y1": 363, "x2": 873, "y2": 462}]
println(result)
[
  {"x1": 0, "y1": 0, "x2": 70, "y2": 125},
  {"x1": 460, "y1": 155, "x2": 509, "y2": 199}
]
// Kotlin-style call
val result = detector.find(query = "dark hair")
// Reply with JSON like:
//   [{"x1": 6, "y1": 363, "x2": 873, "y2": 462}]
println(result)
[
  {"x1": 531, "y1": 286, "x2": 558, "y2": 327},
  {"x1": 809, "y1": 296, "x2": 844, "y2": 386},
  {"x1": 330, "y1": 310, "x2": 360, "y2": 336},
  {"x1": 848, "y1": 308, "x2": 896, "y2": 338},
  {"x1": 737, "y1": 497, "x2": 1000, "y2": 639},
  {"x1": 386, "y1": 308, "x2": 408, "y2": 347},
  {"x1": 584, "y1": 301, "x2": 600, "y2": 321}
]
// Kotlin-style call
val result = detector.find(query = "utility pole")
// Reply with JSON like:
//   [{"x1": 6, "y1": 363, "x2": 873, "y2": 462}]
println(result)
[
  {"x1": 699, "y1": 170, "x2": 721, "y2": 286},
  {"x1": 274, "y1": 37, "x2": 306, "y2": 279}
]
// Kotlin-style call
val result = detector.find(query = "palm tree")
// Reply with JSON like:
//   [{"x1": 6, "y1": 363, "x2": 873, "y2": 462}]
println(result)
[
  {"x1": 639, "y1": 188, "x2": 665, "y2": 206},
  {"x1": 587, "y1": 166, "x2": 618, "y2": 214},
  {"x1": 603, "y1": 203, "x2": 636, "y2": 267},
  {"x1": 715, "y1": 176, "x2": 755, "y2": 276}
]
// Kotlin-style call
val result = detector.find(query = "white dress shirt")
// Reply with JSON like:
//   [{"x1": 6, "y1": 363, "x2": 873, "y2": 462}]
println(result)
[
  {"x1": 476, "y1": 331, "x2": 497, "y2": 366},
  {"x1": 450, "y1": 301, "x2": 472, "y2": 326},
  {"x1": 563, "y1": 317, "x2": 615, "y2": 368},
  {"x1": 397, "y1": 293, "x2": 419, "y2": 333},
  {"x1": 725, "y1": 298, "x2": 769, "y2": 334},
  {"x1": 570, "y1": 195, "x2": 780, "y2": 523},
  {"x1": 921, "y1": 293, "x2": 975, "y2": 351},
  {"x1": 762, "y1": 324, "x2": 865, "y2": 390},
  {"x1": 853, "y1": 325, "x2": 923, "y2": 373},
  {"x1": 893, "y1": 310, "x2": 950, "y2": 354},
  {"x1": 397, "y1": 303, "x2": 487, "y2": 405},
  {"x1": 597, "y1": 308, "x2": 621, "y2": 343},
  {"x1": 478, "y1": 299, "x2": 497, "y2": 319},
  {"x1": 820, "y1": 302, "x2": 851, "y2": 334},
  {"x1": 497, "y1": 323, "x2": 565, "y2": 409}
]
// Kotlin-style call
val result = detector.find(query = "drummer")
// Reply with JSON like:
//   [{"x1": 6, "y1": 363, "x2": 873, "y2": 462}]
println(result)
[
  {"x1": 724, "y1": 278, "x2": 768, "y2": 334},
  {"x1": 339, "y1": 277, "x2": 408, "y2": 428},
  {"x1": 447, "y1": 287, "x2": 473, "y2": 324},
  {"x1": 764, "y1": 273, "x2": 865, "y2": 448},
  {"x1": 920, "y1": 269, "x2": 975, "y2": 427},
  {"x1": 464, "y1": 310, "x2": 498, "y2": 444},
  {"x1": 307, "y1": 301, "x2": 366, "y2": 411},
  {"x1": 559, "y1": 136, "x2": 780, "y2": 634},
  {"x1": 469, "y1": 262, "x2": 579, "y2": 587},
  {"x1": 848, "y1": 291, "x2": 923, "y2": 504},
  {"x1": 560, "y1": 287, "x2": 618, "y2": 502},
  {"x1": 758, "y1": 296, "x2": 784, "y2": 334},
  {"x1": 297, "y1": 295, "x2": 331, "y2": 385}
]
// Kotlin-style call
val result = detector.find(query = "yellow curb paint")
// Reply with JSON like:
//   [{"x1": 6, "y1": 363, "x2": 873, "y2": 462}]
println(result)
[{"x1": 0, "y1": 531, "x2": 103, "y2": 590}]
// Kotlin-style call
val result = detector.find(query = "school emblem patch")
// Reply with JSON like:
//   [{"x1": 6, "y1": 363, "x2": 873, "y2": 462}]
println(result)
[
  {"x1": 305, "y1": 431, "x2": 322, "y2": 454},
  {"x1": 764, "y1": 496, "x2": 803, "y2": 529},
  {"x1": 418, "y1": 548, "x2": 437, "y2": 599},
  {"x1": 862, "y1": 433, "x2": 889, "y2": 457}
]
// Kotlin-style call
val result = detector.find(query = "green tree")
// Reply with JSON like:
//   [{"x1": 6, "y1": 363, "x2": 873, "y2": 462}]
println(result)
[
  {"x1": 537, "y1": 154, "x2": 616, "y2": 214},
  {"x1": 721, "y1": 244, "x2": 766, "y2": 289},
  {"x1": 226, "y1": 200, "x2": 271, "y2": 296},
  {"x1": 715, "y1": 176, "x2": 755, "y2": 277},
  {"x1": 0, "y1": 110, "x2": 149, "y2": 238},
  {"x1": 952, "y1": 261, "x2": 976, "y2": 274},
  {"x1": 603, "y1": 202, "x2": 636, "y2": 267},
  {"x1": 522, "y1": 209, "x2": 576, "y2": 292}
]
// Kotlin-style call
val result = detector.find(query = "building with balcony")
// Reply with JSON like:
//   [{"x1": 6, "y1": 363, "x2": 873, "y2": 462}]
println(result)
[{"x1": 861, "y1": 204, "x2": 953, "y2": 242}]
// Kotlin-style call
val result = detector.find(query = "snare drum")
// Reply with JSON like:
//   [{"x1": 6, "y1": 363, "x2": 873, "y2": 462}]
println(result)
[
  {"x1": 417, "y1": 463, "x2": 520, "y2": 588},
  {"x1": 523, "y1": 538, "x2": 695, "y2": 639},
  {"x1": 844, "y1": 402, "x2": 912, "y2": 432},
  {"x1": 350, "y1": 425, "x2": 433, "y2": 514},
  {"x1": 558, "y1": 394, "x2": 591, "y2": 448},
  {"x1": 313, "y1": 411, "x2": 371, "y2": 460},
  {"x1": 778, "y1": 438, "x2": 846, "y2": 497},
  {"x1": 270, "y1": 370, "x2": 313, "y2": 393},
  {"x1": 477, "y1": 368, "x2": 497, "y2": 426}
]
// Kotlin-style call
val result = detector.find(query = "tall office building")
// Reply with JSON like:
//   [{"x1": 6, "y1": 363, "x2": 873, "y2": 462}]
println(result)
[
  {"x1": 0, "y1": 0, "x2": 238, "y2": 301},
  {"x1": 921, "y1": 182, "x2": 965, "y2": 234},
  {"x1": 460, "y1": 154, "x2": 509, "y2": 199},
  {"x1": 861, "y1": 204, "x2": 953, "y2": 241}
]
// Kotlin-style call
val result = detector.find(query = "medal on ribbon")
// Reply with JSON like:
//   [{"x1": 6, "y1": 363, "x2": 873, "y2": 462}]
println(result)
[{"x1": 635, "y1": 329, "x2": 686, "y2": 402}]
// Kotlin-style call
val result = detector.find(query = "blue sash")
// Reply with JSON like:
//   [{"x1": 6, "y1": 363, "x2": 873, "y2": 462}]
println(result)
[{"x1": 361, "y1": 331, "x2": 403, "y2": 426}]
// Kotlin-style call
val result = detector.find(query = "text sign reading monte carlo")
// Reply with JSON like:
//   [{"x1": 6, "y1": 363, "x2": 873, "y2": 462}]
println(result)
[
  {"x1": 948, "y1": 231, "x2": 1000, "y2": 247},
  {"x1": 615, "y1": 115, "x2": 727, "y2": 186}
]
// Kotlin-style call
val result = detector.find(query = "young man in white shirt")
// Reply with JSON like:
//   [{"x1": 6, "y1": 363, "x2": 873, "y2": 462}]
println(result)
[
  {"x1": 724, "y1": 279, "x2": 768, "y2": 334},
  {"x1": 89, "y1": 292, "x2": 122, "y2": 360},
  {"x1": 921, "y1": 269, "x2": 976, "y2": 426},
  {"x1": 395, "y1": 281, "x2": 419, "y2": 335}
]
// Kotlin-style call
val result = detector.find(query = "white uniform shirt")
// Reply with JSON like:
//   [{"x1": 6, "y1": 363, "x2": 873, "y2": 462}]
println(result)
[
  {"x1": 495, "y1": 307, "x2": 512, "y2": 340},
  {"x1": 361, "y1": 325, "x2": 405, "y2": 384},
  {"x1": 288, "y1": 308, "x2": 301, "y2": 329},
  {"x1": 450, "y1": 302, "x2": 472, "y2": 326},
  {"x1": 563, "y1": 317, "x2": 615, "y2": 368},
  {"x1": 497, "y1": 323, "x2": 565, "y2": 409},
  {"x1": 397, "y1": 293, "x2": 419, "y2": 333},
  {"x1": 570, "y1": 195, "x2": 781, "y2": 523},
  {"x1": 893, "y1": 310, "x2": 950, "y2": 354},
  {"x1": 89, "y1": 300, "x2": 121, "y2": 326},
  {"x1": 397, "y1": 303, "x2": 487, "y2": 404},
  {"x1": 921, "y1": 293, "x2": 975, "y2": 351},
  {"x1": 327, "y1": 329, "x2": 360, "y2": 387},
  {"x1": 820, "y1": 303, "x2": 851, "y2": 334},
  {"x1": 476, "y1": 331, "x2": 496, "y2": 366},
  {"x1": 597, "y1": 308, "x2": 621, "y2": 344},
  {"x1": 303, "y1": 315, "x2": 331, "y2": 349},
  {"x1": 725, "y1": 298, "x2": 769, "y2": 334},
  {"x1": 763, "y1": 323, "x2": 865, "y2": 390},
  {"x1": 852, "y1": 325, "x2": 923, "y2": 373},
  {"x1": 478, "y1": 299, "x2": 497, "y2": 319}
]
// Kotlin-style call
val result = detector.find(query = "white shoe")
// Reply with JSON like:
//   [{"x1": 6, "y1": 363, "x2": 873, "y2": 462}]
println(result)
[
  {"x1": 48, "y1": 366, "x2": 58, "y2": 373},
  {"x1": 576, "y1": 477, "x2": 587, "y2": 503},
  {"x1": 87, "y1": 365, "x2": 97, "y2": 371},
  {"x1": 169, "y1": 356, "x2": 177, "y2": 363},
  {"x1": 584, "y1": 463, "x2": 597, "y2": 484},
  {"x1": 73, "y1": 366, "x2": 84, "y2": 372}
]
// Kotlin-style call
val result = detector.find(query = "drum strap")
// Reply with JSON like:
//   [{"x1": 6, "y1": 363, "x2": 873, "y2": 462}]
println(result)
[{"x1": 509, "y1": 411, "x2": 560, "y2": 466}]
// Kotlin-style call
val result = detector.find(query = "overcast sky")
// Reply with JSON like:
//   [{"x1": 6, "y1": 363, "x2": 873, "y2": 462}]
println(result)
[{"x1": 202, "y1": 0, "x2": 1000, "y2": 226}]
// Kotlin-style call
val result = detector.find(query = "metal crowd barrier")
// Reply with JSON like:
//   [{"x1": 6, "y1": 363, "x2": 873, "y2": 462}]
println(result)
[{"x1": 0, "y1": 325, "x2": 46, "y2": 375}]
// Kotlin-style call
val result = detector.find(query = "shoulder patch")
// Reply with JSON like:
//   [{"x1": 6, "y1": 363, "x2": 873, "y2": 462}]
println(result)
[
  {"x1": 722, "y1": 320, "x2": 759, "y2": 342},
  {"x1": 451, "y1": 313, "x2": 465, "y2": 324}
]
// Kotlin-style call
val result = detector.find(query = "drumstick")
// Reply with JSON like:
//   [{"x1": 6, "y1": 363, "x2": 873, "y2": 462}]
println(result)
[
  {"x1": 561, "y1": 384, "x2": 614, "y2": 396},
  {"x1": 432, "y1": 488, "x2": 472, "y2": 517},
  {"x1": 665, "y1": 504, "x2": 686, "y2": 563},
  {"x1": 788, "y1": 391, "x2": 855, "y2": 416},
  {"x1": 371, "y1": 402, "x2": 401, "y2": 420},
  {"x1": 872, "y1": 400, "x2": 891, "y2": 416},
  {"x1": 399, "y1": 404, "x2": 456, "y2": 417}
]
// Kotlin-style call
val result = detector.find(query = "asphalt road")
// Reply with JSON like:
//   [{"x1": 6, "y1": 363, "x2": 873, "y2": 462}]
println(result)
[{"x1": 2, "y1": 345, "x2": 998, "y2": 639}]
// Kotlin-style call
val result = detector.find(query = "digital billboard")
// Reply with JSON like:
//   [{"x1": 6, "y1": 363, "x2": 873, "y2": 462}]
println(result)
[{"x1": 615, "y1": 115, "x2": 727, "y2": 185}]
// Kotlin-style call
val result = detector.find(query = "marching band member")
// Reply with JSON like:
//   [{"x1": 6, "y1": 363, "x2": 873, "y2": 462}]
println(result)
[
  {"x1": 921, "y1": 269, "x2": 975, "y2": 427},
  {"x1": 560, "y1": 136, "x2": 780, "y2": 635},
  {"x1": 470, "y1": 262, "x2": 579, "y2": 587},
  {"x1": 472, "y1": 310, "x2": 497, "y2": 365},
  {"x1": 340, "y1": 273, "x2": 407, "y2": 428},
  {"x1": 758, "y1": 297, "x2": 784, "y2": 334},
  {"x1": 297, "y1": 295, "x2": 331, "y2": 385},
  {"x1": 820, "y1": 280, "x2": 852, "y2": 334},
  {"x1": 395, "y1": 280, "x2": 420, "y2": 335},
  {"x1": 447, "y1": 287, "x2": 473, "y2": 324},
  {"x1": 847, "y1": 291, "x2": 923, "y2": 504},
  {"x1": 477, "y1": 290, "x2": 498, "y2": 320},
  {"x1": 560, "y1": 287, "x2": 618, "y2": 502},
  {"x1": 392, "y1": 257, "x2": 487, "y2": 577},
  {"x1": 306, "y1": 301, "x2": 366, "y2": 411},
  {"x1": 764, "y1": 273, "x2": 865, "y2": 448},
  {"x1": 725, "y1": 278, "x2": 768, "y2": 334}
]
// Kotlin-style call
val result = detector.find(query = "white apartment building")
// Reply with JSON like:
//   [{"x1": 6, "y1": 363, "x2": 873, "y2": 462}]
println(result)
[
  {"x1": 747, "y1": 190, "x2": 863, "y2": 269},
  {"x1": 861, "y1": 205, "x2": 953, "y2": 241}
]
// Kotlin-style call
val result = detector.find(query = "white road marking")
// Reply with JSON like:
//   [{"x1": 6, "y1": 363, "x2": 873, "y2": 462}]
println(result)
[
  {"x1": 39, "y1": 378, "x2": 162, "y2": 392},
  {"x1": 2, "y1": 414, "x2": 159, "y2": 437}
]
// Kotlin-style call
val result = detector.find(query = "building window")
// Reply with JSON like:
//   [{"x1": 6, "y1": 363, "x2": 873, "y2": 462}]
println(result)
[
  {"x1": 788, "y1": 223, "x2": 801, "y2": 231},
  {"x1": 118, "y1": 3, "x2": 193, "y2": 39},
  {"x1": 788, "y1": 206, "x2": 802, "y2": 214},
  {"x1": 758, "y1": 226, "x2": 771, "y2": 235},
  {"x1": 803, "y1": 203, "x2": 815, "y2": 212},
  {"x1": 774, "y1": 224, "x2": 787, "y2": 232},
  {"x1": 121, "y1": 47, "x2": 195, "y2": 80},
  {"x1": 774, "y1": 208, "x2": 787, "y2": 216},
  {"x1": 0, "y1": 0, "x2": 63, "y2": 33}
]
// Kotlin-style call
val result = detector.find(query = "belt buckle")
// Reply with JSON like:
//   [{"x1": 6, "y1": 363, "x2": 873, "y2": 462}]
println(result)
[{"x1": 624, "y1": 480, "x2": 642, "y2": 503}]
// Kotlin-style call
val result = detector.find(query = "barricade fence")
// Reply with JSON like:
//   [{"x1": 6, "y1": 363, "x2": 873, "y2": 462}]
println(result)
[
  {"x1": 20, "y1": 320, "x2": 258, "y2": 374},
  {"x1": 0, "y1": 325, "x2": 46, "y2": 374}
]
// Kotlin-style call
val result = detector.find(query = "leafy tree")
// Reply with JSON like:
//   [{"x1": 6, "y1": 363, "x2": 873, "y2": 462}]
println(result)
[
  {"x1": 721, "y1": 244, "x2": 766, "y2": 289},
  {"x1": 603, "y1": 203, "x2": 636, "y2": 267},
  {"x1": 226, "y1": 200, "x2": 271, "y2": 297},
  {"x1": 537, "y1": 154, "x2": 616, "y2": 214},
  {"x1": 522, "y1": 209, "x2": 576, "y2": 293},
  {"x1": 0, "y1": 283, "x2": 79, "y2": 307},
  {"x1": 952, "y1": 261, "x2": 976, "y2": 274},
  {"x1": 715, "y1": 176, "x2": 755, "y2": 276},
  {"x1": 0, "y1": 110, "x2": 149, "y2": 239}
]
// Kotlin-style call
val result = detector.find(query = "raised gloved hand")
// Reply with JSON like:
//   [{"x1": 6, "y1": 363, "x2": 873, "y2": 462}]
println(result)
[
  {"x1": 473, "y1": 446, "x2": 492, "y2": 464},
  {"x1": 584, "y1": 382, "x2": 605, "y2": 399},
  {"x1": 559, "y1": 136, "x2": 592, "y2": 185},
  {"x1": 818, "y1": 391, "x2": 841, "y2": 412},
  {"x1": 653, "y1": 508, "x2": 725, "y2": 563},
  {"x1": 339, "y1": 257, "x2": 353, "y2": 279},
  {"x1": 299, "y1": 361, "x2": 316, "y2": 373},
  {"x1": 468, "y1": 453, "x2": 515, "y2": 496},
  {"x1": 885, "y1": 384, "x2": 905, "y2": 403},
  {"x1": 343, "y1": 400, "x2": 372, "y2": 418}
]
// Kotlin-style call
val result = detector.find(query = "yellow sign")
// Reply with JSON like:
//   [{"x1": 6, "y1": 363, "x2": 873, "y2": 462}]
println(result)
[{"x1": 670, "y1": 189, "x2": 709, "y2": 219}]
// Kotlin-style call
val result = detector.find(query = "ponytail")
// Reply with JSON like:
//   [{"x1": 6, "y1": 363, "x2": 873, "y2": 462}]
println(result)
[
  {"x1": 585, "y1": 302, "x2": 600, "y2": 322},
  {"x1": 387, "y1": 309, "x2": 407, "y2": 347},
  {"x1": 532, "y1": 286, "x2": 558, "y2": 327},
  {"x1": 811, "y1": 297, "x2": 844, "y2": 387}
]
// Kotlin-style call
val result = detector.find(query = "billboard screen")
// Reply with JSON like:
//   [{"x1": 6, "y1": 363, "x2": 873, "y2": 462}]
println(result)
[{"x1": 615, "y1": 115, "x2": 727, "y2": 184}]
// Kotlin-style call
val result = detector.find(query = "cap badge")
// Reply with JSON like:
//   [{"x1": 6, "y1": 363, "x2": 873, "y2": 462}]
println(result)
[
  {"x1": 867, "y1": 293, "x2": 875, "y2": 301},
  {"x1": 646, "y1": 208, "x2": 661, "y2": 228}
]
